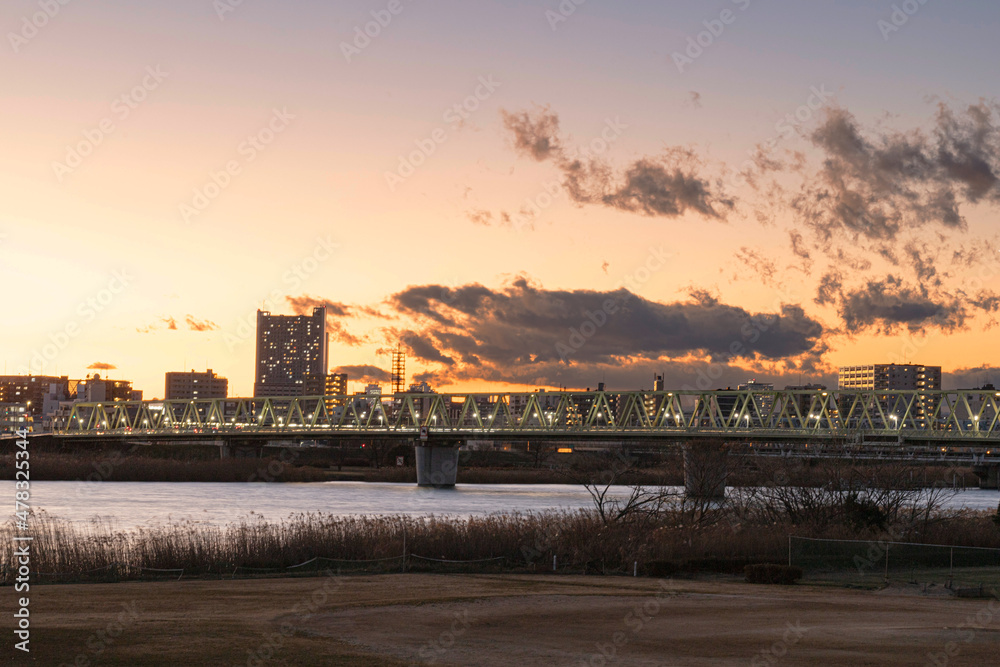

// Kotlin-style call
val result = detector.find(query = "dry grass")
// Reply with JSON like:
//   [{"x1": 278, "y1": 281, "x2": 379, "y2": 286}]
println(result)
[{"x1": 5, "y1": 500, "x2": 1000, "y2": 584}]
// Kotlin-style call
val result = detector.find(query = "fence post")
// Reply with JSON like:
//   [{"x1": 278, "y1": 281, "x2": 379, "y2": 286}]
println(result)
[
  {"x1": 553, "y1": 555, "x2": 557, "y2": 572},
  {"x1": 788, "y1": 536, "x2": 792, "y2": 567},
  {"x1": 950, "y1": 547, "x2": 954, "y2": 577},
  {"x1": 884, "y1": 543, "x2": 890, "y2": 582}
]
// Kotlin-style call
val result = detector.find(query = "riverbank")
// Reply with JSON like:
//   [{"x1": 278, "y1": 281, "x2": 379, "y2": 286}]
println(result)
[{"x1": 5, "y1": 573, "x2": 999, "y2": 665}]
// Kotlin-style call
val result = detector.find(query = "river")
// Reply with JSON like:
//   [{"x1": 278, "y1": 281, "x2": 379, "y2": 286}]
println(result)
[{"x1": 6, "y1": 481, "x2": 999, "y2": 531}]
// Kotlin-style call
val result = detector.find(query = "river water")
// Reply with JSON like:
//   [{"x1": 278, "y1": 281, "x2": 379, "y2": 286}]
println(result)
[{"x1": 6, "y1": 481, "x2": 999, "y2": 532}]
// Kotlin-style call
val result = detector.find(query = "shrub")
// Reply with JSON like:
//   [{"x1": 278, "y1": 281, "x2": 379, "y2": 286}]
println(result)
[{"x1": 744, "y1": 563, "x2": 803, "y2": 585}]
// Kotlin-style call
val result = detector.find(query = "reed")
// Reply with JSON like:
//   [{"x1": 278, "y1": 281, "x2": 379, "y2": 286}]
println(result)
[{"x1": 4, "y1": 502, "x2": 998, "y2": 584}]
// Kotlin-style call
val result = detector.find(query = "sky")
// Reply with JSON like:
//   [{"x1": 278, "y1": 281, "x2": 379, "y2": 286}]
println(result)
[{"x1": 2, "y1": 0, "x2": 999, "y2": 398}]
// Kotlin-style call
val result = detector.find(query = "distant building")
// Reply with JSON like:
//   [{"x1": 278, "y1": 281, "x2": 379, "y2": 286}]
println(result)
[
  {"x1": 400, "y1": 381, "x2": 436, "y2": 422},
  {"x1": 165, "y1": 369, "x2": 228, "y2": 401},
  {"x1": 838, "y1": 364, "x2": 942, "y2": 425},
  {"x1": 784, "y1": 384, "x2": 832, "y2": 423},
  {"x1": 0, "y1": 403, "x2": 30, "y2": 434},
  {"x1": 738, "y1": 380, "x2": 775, "y2": 423},
  {"x1": 254, "y1": 307, "x2": 328, "y2": 397},
  {"x1": 302, "y1": 372, "x2": 347, "y2": 399},
  {"x1": 0, "y1": 375, "x2": 70, "y2": 418},
  {"x1": 303, "y1": 372, "x2": 349, "y2": 415},
  {"x1": 75, "y1": 375, "x2": 138, "y2": 402},
  {"x1": 644, "y1": 375, "x2": 666, "y2": 419},
  {"x1": 953, "y1": 383, "x2": 998, "y2": 429},
  {"x1": 838, "y1": 364, "x2": 941, "y2": 391}
]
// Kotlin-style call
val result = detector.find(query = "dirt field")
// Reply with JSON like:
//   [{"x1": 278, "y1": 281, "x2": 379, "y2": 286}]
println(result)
[{"x1": 4, "y1": 574, "x2": 999, "y2": 666}]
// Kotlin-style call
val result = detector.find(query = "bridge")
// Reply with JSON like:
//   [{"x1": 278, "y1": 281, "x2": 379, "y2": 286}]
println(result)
[{"x1": 51, "y1": 389, "x2": 1000, "y2": 491}]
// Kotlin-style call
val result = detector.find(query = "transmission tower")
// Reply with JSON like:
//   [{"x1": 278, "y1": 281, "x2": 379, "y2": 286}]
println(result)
[{"x1": 391, "y1": 346, "x2": 406, "y2": 395}]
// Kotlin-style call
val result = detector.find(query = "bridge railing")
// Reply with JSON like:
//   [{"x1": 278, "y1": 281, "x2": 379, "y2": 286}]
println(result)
[{"x1": 55, "y1": 389, "x2": 1000, "y2": 442}]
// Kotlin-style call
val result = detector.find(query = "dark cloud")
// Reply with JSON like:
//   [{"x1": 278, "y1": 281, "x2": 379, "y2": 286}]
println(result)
[
  {"x1": 185, "y1": 315, "x2": 218, "y2": 332},
  {"x1": 837, "y1": 277, "x2": 967, "y2": 333},
  {"x1": 286, "y1": 295, "x2": 380, "y2": 346},
  {"x1": 87, "y1": 362, "x2": 117, "y2": 370},
  {"x1": 733, "y1": 247, "x2": 778, "y2": 286},
  {"x1": 496, "y1": 106, "x2": 732, "y2": 222},
  {"x1": 383, "y1": 278, "x2": 825, "y2": 388},
  {"x1": 399, "y1": 330, "x2": 455, "y2": 366},
  {"x1": 500, "y1": 105, "x2": 562, "y2": 161},
  {"x1": 814, "y1": 271, "x2": 843, "y2": 307},
  {"x1": 466, "y1": 209, "x2": 495, "y2": 226},
  {"x1": 287, "y1": 295, "x2": 355, "y2": 318},
  {"x1": 687, "y1": 91, "x2": 702, "y2": 108},
  {"x1": 948, "y1": 366, "x2": 1000, "y2": 390},
  {"x1": 596, "y1": 155, "x2": 732, "y2": 218},
  {"x1": 163, "y1": 317, "x2": 177, "y2": 330},
  {"x1": 789, "y1": 230, "x2": 811, "y2": 264},
  {"x1": 332, "y1": 365, "x2": 391, "y2": 384},
  {"x1": 789, "y1": 102, "x2": 1000, "y2": 255}
]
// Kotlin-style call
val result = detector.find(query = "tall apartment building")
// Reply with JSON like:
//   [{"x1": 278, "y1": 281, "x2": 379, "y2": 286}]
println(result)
[
  {"x1": 0, "y1": 375, "x2": 70, "y2": 418},
  {"x1": 838, "y1": 363, "x2": 942, "y2": 424},
  {"x1": 254, "y1": 307, "x2": 328, "y2": 397},
  {"x1": 165, "y1": 369, "x2": 229, "y2": 400},
  {"x1": 838, "y1": 364, "x2": 942, "y2": 391}
]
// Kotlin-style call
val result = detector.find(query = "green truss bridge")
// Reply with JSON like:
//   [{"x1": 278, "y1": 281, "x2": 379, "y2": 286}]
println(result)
[
  {"x1": 48, "y1": 389, "x2": 1000, "y2": 491},
  {"x1": 58, "y1": 389, "x2": 1000, "y2": 443}
]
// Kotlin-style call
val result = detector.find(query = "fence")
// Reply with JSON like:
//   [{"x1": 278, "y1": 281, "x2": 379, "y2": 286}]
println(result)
[{"x1": 789, "y1": 535, "x2": 1000, "y2": 592}]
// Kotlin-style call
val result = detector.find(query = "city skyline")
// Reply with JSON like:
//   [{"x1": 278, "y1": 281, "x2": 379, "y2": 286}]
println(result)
[{"x1": 3, "y1": 0, "x2": 1000, "y2": 398}]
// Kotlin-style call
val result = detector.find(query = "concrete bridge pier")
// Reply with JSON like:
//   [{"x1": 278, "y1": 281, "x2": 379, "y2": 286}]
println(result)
[
  {"x1": 682, "y1": 441, "x2": 729, "y2": 500},
  {"x1": 416, "y1": 441, "x2": 461, "y2": 487},
  {"x1": 973, "y1": 463, "x2": 1000, "y2": 490}
]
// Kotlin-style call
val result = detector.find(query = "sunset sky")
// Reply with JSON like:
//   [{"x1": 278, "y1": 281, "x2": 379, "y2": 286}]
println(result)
[{"x1": 2, "y1": 0, "x2": 999, "y2": 398}]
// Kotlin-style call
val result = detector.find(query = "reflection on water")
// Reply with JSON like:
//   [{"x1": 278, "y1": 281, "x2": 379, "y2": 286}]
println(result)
[{"x1": 6, "y1": 481, "x2": 998, "y2": 532}]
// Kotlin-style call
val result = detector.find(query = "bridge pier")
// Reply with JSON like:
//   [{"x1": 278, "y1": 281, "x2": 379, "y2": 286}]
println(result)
[
  {"x1": 973, "y1": 463, "x2": 1000, "y2": 490},
  {"x1": 415, "y1": 441, "x2": 461, "y2": 487},
  {"x1": 682, "y1": 441, "x2": 729, "y2": 500}
]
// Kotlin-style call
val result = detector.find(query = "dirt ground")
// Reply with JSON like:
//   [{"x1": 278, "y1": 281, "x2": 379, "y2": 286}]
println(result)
[{"x1": 4, "y1": 573, "x2": 999, "y2": 666}]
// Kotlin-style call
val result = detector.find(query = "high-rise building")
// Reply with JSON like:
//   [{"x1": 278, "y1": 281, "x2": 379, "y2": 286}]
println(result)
[
  {"x1": 165, "y1": 369, "x2": 228, "y2": 400},
  {"x1": 254, "y1": 307, "x2": 328, "y2": 397}
]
